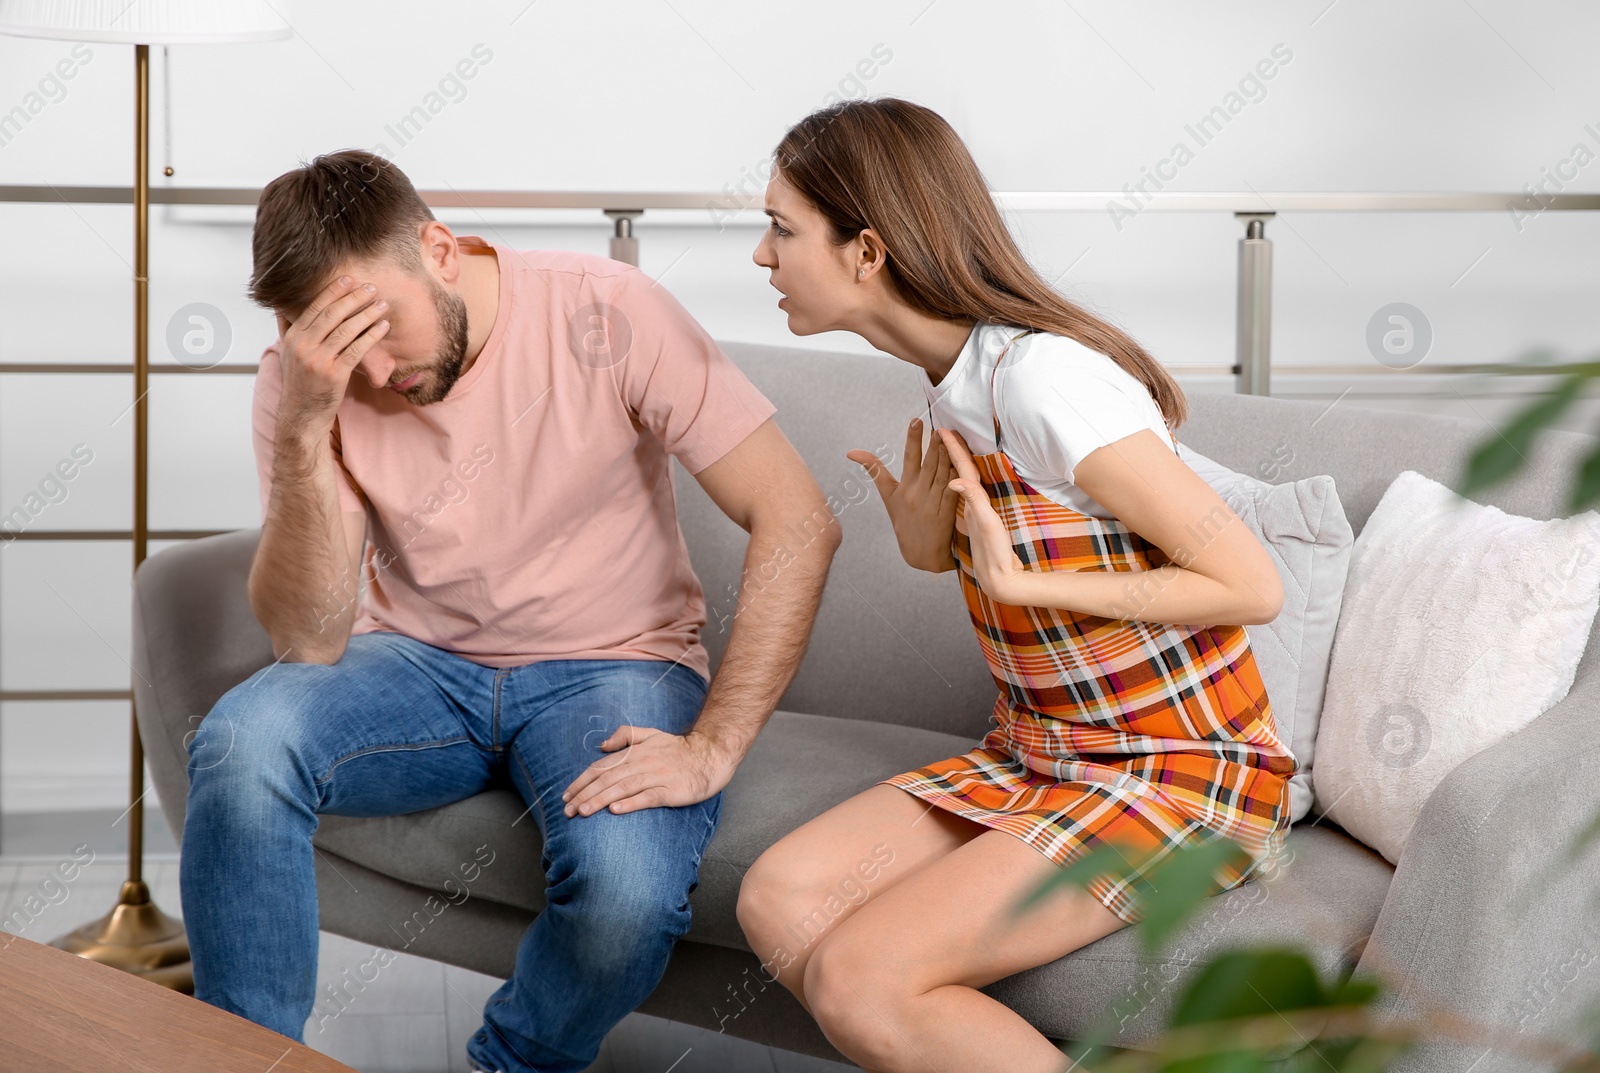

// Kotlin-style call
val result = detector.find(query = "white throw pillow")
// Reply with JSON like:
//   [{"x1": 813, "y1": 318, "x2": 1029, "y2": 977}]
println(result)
[
  {"x1": 1176, "y1": 442, "x2": 1354, "y2": 823},
  {"x1": 1312, "y1": 469, "x2": 1600, "y2": 864}
]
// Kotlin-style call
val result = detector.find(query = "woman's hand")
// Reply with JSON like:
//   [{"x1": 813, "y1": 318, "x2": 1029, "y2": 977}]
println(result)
[
  {"x1": 848, "y1": 418, "x2": 958, "y2": 573},
  {"x1": 939, "y1": 428, "x2": 1031, "y2": 604}
]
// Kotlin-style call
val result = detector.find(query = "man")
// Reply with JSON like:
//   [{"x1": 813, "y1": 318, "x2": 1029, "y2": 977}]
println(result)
[{"x1": 181, "y1": 149, "x2": 840, "y2": 1073}]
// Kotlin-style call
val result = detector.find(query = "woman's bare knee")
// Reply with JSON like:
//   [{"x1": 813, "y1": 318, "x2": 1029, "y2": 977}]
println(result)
[
  {"x1": 802, "y1": 925, "x2": 906, "y2": 1069},
  {"x1": 736, "y1": 785, "x2": 985, "y2": 997}
]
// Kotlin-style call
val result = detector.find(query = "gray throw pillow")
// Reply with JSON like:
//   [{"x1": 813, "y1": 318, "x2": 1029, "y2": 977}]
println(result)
[{"x1": 1175, "y1": 441, "x2": 1355, "y2": 823}]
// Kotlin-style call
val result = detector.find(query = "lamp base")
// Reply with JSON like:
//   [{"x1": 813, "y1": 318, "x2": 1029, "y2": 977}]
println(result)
[{"x1": 49, "y1": 880, "x2": 193, "y2": 993}]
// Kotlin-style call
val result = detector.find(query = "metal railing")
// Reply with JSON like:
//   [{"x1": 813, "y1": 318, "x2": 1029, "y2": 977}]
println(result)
[
  {"x1": 1, "y1": 185, "x2": 1597, "y2": 711},
  {"x1": 7, "y1": 185, "x2": 1598, "y2": 389}
]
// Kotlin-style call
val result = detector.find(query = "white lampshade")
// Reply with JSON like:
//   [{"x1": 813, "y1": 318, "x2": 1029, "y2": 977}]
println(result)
[{"x1": 0, "y1": 0, "x2": 291, "y2": 43}]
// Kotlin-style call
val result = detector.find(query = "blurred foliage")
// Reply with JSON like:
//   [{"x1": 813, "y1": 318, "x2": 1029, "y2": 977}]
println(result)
[
  {"x1": 1460, "y1": 355, "x2": 1600, "y2": 913},
  {"x1": 1457, "y1": 354, "x2": 1600, "y2": 512},
  {"x1": 1006, "y1": 358, "x2": 1600, "y2": 1071},
  {"x1": 1012, "y1": 836, "x2": 1251, "y2": 958},
  {"x1": 1575, "y1": 811, "x2": 1600, "y2": 862},
  {"x1": 1016, "y1": 835, "x2": 1599, "y2": 1072}
]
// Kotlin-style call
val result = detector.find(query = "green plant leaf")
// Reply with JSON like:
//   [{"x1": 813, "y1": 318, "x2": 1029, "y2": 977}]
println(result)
[
  {"x1": 1011, "y1": 836, "x2": 1254, "y2": 957},
  {"x1": 1459, "y1": 374, "x2": 1588, "y2": 500},
  {"x1": 1134, "y1": 839, "x2": 1255, "y2": 956},
  {"x1": 1574, "y1": 811, "x2": 1600, "y2": 861},
  {"x1": 1287, "y1": 1036, "x2": 1413, "y2": 1073},
  {"x1": 1155, "y1": 954, "x2": 1392, "y2": 1073},
  {"x1": 1010, "y1": 839, "x2": 1156, "y2": 918},
  {"x1": 1170, "y1": 948, "x2": 1327, "y2": 1027},
  {"x1": 1158, "y1": 1051, "x2": 1268, "y2": 1073},
  {"x1": 1327, "y1": 975, "x2": 1383, "y2": 1008},
  {"x1": 1572, "y1": 439, "x2": 1600, "y2": 514}
]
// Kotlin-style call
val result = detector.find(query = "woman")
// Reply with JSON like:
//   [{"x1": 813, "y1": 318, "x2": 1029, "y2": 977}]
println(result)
[{"x1": 735, "y1": 97, "x2": 1298, "y2": 1072}]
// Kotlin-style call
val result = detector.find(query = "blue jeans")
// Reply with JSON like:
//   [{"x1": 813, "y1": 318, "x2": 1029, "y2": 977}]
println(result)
[{"x1": 181, "y1": 631, "x2": 721, "y2": 1073}]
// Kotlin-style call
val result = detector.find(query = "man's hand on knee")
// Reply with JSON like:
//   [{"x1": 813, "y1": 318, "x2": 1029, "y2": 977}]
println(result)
[{"x1": 561, "y1": 725, "x2": 736, "y2": 817}]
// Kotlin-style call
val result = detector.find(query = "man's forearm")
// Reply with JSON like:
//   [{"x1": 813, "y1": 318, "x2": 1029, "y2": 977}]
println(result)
[
  {"x1": 689, "y1": 518, "x2": 840, "y2": 761},
  {"x1": 248, "y1": 432, "x2": 359, "y2": 663}
]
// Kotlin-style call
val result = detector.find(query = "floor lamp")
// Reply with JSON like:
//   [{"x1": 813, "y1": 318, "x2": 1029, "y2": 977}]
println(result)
[{"x1": 0, "y1": 0, "x2": 289, "y2": 991}]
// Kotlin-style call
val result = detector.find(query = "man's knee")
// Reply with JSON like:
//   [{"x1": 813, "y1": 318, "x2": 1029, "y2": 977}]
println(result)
[
  {"x1": 548, "y1": 809, "x2": 712, "y2": 939},
  {"x1": 185, "y1": 664, "x2": 335, "y2": 802}
]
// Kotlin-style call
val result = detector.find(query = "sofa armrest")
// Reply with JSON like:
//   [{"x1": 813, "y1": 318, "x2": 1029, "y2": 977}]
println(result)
[
  {"x1": 131, "y1": 529, "x2": 274, "y2": 846},
  {"x1": 1353, "y1": 629, "x2": 1600, "y2": 1072}
]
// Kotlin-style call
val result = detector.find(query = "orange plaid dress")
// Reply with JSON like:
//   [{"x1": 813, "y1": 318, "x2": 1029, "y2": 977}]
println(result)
[{"x1": 881, "y1": 330, "x2": 1297, "y2": 925}]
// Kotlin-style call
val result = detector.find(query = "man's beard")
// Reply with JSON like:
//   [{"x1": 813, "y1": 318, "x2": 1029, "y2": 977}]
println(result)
[{"x1": 399, "y1": 279, "x2": 470, "y2": 405}]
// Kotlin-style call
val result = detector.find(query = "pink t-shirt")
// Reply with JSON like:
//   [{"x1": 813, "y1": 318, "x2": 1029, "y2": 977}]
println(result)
[{"x1": 252, "y1": 237, "x2": 777, "y2": 681}]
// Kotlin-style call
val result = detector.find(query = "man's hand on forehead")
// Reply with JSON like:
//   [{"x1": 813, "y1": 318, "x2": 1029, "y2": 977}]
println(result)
[
  {"x1": 271, "y1": 274, "x2": 393, "y2": 437},
  {"x1": 278, "y1": 275, "x2": 383, "y2": 336}
]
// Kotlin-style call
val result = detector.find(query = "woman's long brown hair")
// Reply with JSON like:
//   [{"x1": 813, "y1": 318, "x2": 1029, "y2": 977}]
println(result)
[{"x1": 774, "y1": 97, "x2": 1188, "y2": 431}]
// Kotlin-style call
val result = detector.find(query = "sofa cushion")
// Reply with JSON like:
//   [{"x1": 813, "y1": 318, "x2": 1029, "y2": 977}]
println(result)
[
  {"x1": 1175, "y1": 441, "x2": 1354, "y2": 823},
  {"x1": 314, "y1": 708, "x2": 1394, "y2": 1050},
  {"x1": 1312, "y1": 469, "x2": 1600, "y2": 863},
  {"x1": 312, "y1": 708, "x2": 978, "y2": 947},
  {"x1": 313, "y1": 787, "x2": 548, "y2": 914}
]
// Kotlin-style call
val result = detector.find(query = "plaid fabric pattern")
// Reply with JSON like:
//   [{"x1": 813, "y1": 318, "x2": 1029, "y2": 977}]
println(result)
[{"x1": 883, "y1": 335, "x2": 1296, "y2": 924}]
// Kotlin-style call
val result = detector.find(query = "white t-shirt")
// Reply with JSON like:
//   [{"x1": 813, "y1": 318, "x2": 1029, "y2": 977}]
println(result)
[{"x1": 918, "y1": 322, "x2": 1178, "y2": 520}]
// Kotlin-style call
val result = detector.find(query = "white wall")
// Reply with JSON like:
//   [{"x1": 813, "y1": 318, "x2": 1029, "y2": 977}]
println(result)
[{"x1": 1, "y1": 0, "x2": 1597, "y2": 814}]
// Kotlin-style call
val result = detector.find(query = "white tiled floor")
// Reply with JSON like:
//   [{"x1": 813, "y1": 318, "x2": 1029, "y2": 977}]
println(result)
[{"x1": 0, "y1": 854, "x2": 858, "y2": 1073}]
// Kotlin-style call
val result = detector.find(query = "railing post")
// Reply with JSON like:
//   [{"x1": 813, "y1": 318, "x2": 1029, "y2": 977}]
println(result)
[
  {"x1": 605, "y1": 209, "x2": 643, "y2": 266},
  {"x1": 1235, "y1": 212, "x2": 1274, "y2": 396}
]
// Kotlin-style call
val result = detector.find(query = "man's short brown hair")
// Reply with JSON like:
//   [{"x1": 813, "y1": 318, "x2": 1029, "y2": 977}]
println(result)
[{"x1": 248, "y1": 149, "x2": 435, "y2": 317}]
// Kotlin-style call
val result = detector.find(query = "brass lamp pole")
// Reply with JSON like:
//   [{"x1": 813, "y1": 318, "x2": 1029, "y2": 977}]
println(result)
[
  {"x1": 48, "y1": 41, "x2": 193, "y2": 989},
  {"x1": 0, "y1": 0, "x2": 290, "y2": 992}
]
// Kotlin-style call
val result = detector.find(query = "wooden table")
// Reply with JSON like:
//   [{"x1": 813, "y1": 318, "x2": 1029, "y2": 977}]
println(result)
[{"x1": 0, "y1": 932, "x2": 357, "y2": 1072}]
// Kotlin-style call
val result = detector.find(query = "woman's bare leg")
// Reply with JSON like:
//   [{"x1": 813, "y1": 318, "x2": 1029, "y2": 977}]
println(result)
[
  {"x1": 801, "y1": 829, "x2": 1133, "y2": 1073},
  {"x1": 736, "y1": 784, "x2": 988, "y2": 1014}
]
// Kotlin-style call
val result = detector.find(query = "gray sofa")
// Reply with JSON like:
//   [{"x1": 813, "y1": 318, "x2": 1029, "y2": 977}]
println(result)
[{"x1": 133, "y1": 341, "x2": 1600, "y2": 1071}]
